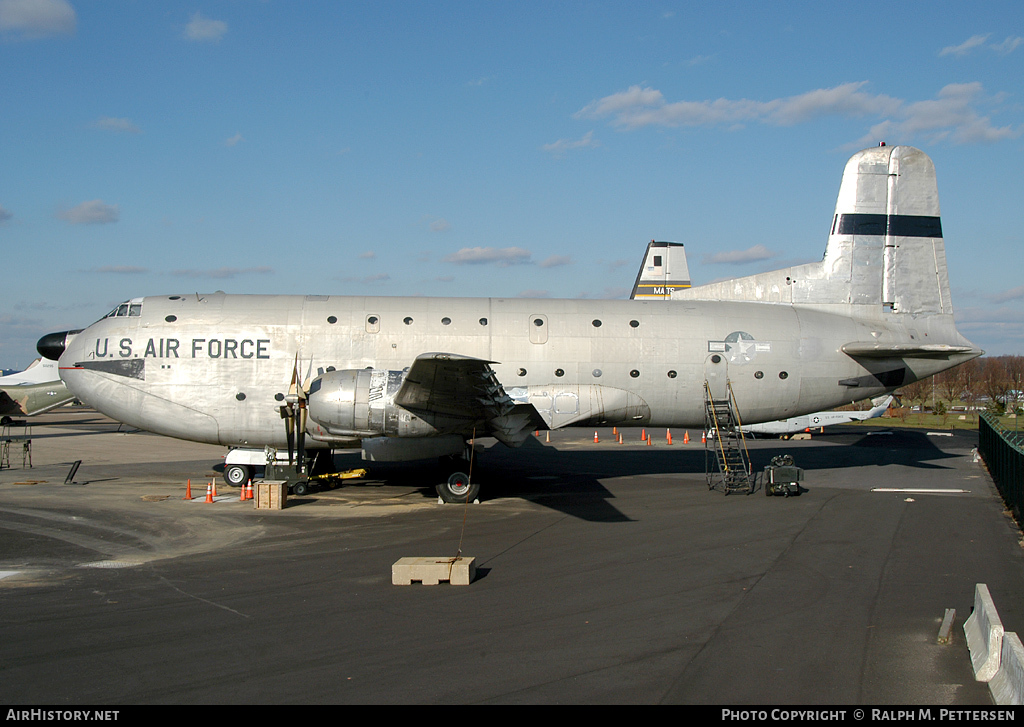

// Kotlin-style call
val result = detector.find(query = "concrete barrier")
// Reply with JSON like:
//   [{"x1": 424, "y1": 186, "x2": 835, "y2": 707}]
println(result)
[
  {"x1": 964, "y1": 583, "x2": 1004, "y2": 681},
  {"x1": 989, "y1": 632, "x2": 1024, "y2": 706}
]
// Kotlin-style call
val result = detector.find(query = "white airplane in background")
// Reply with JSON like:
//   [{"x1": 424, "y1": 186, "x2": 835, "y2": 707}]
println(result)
[
  {"x1": 40, "y1": 145, "x2": 981, "y2": 501},
  {"x1": 741, "y1": 395, "x2": 893, "y2": 438},
  {"x1": 0, "y1": 357, "x2": 75, "y2": 423}
]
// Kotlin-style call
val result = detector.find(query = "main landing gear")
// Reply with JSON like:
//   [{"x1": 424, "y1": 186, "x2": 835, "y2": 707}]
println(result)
[{"x1": 435, "y1": 455, "x2": 480, "y2": 503}]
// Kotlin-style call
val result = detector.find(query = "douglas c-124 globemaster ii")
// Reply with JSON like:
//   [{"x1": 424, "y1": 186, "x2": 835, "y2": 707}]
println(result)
[{"x1": 39, "y1": 145, "x2": 981, "y2": 501}]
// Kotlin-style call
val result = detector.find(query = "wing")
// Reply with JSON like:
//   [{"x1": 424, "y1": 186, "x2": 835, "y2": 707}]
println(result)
[{"x1": 394, "y1": 353, "x2": 545, "y2": 446}]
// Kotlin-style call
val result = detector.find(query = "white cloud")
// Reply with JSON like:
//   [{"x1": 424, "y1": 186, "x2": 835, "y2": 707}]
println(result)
[
  {"x1": 225, "y1": 132, "x2": 244, "y2": 147},
  {"x1": 430, "y1": 218, "x2": 451, "y2": 232},
  {"x1": 58, "y1": 200, "x2": 119, "y2": 225},
  {"x1": 702, "y1": 244, "x2": 774, "y2": 265},
  {"x1": 992, "y1": 36, "x2": 1023, "y2": 55},
  {"x1": 577, "y1": 82, "x2": 900, "y2": 130},
  {"x1": 939, "y1": 34, "x2": 1022, "y2": 57},
  {"x1": 442, "y1": 247, "x2": 532, "y2": 266},
  {"x1": 539, "y1": 255, "x2": 572, "y2": 268},
  {"x1": 92, "y1": 117, "x2": 141, "y2": 134},
  {"x1": 91, "y1": 266, "x2": 148, "y2": 274},
  {"x1": 185, "y1": 12, "x2": 227, "y2": 42},
  {"x1": 359, "y1": 251, "x2": 376, "y2": 260},
  {"x1": 172, "y1": 267, "x2": 273, "y2": 279},
  {"x1": 0, "y1": 0, "x2": 75, "y2": 39},
  {"x1": 578, "y1": 82, "x2": 1019, "y2": 147},
  {"x1": 989, "y1": 285, "x2": 1024, "y2": 304},
  {"x1": 939, "y1": 34, "x2": 990, "y2": 57},
  {"x1": 542, "y1": 130, "x2": 600, "y2": 157}
]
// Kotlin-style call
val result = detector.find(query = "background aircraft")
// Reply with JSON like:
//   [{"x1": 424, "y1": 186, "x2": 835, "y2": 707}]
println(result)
[{"x1": 0, "y1": 358, "x2": 75, "y2": 423}]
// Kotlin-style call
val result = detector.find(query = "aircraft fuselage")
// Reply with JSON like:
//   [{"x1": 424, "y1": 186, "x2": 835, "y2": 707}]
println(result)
[{"x1": 58, "y1": 291, "x2": 948, "y2": 448}]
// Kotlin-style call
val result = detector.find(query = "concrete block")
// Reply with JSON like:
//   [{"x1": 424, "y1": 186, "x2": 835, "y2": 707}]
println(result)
[
  {"x1": 964, "y1": 583, "x2": 1004, "y2": 681},
  {"x1": 392, "y1": 557, "x2": 476, "y2": 586},
  {"x1": 990, "y1": 632, "x2": 1024, "y2": 706}
]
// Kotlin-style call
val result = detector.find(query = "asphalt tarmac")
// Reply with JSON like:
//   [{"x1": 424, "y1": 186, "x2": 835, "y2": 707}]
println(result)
[{"x1": 1, "y1": 408, "x2": 1022, "y2": 705}]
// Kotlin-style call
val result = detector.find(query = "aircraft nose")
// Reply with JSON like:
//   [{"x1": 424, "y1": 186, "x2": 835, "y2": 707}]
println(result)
[{"x1": 37, "y1": 330, "x2": 82, "y2": 361}]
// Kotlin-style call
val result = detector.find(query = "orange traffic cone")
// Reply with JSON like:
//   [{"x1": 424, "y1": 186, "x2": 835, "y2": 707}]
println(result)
[
  {"x1": 239, "y1": 481, "x2": 246, "y2": 501},
  {"x1": 184, "y1": 479, "x2": 192, "y2": 500},
  {"x1": 594, "y1": 431, "x2": 599, "y2": 443},
  {"x1": 641, "y1": 428, "x2": 647, "y2": 441},
  {"x1": 205, "y1": 483, "x2": 213, "y2": 503},
  {"x1": 613, "y1": 426, "x2": 618, "y2": 436},
  {"x1": 246, "y1": 480, "x2": 253, "y2": 501},
  {"x1": 212, "y1": 480, "x2": 217, "y2": 498},
  {"x1": 701, "y1": 431, "x2": 707, "y2": 444},
  {"x1": 667, "y1": 429, "x2": 673, "y2": 445},
  {"x1": 683, "y1": 431, "x2": 690, "y2": 444},
  {"x1": 647, "y1": 433, "x2": 652, "y2": 446}
]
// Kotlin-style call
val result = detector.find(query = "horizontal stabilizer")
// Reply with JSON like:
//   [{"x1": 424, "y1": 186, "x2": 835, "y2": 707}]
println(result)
[{"x1": 842, "y1": 342, "x2": 979, "y2": 359}]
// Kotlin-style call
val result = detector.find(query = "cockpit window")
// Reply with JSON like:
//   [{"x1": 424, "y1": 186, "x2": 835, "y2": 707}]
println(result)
[{"x1": 102, "y1": 298, "x2": 144, "y2": 320}]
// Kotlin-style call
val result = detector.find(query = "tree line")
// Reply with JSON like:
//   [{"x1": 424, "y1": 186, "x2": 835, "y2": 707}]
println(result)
[{"x1": 898, "y1": 355, "x2": 1024, "y2": 417}]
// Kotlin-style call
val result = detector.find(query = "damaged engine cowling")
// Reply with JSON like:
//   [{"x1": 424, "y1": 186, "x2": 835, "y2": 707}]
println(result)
[{"x1": 306, "y1": 368, "x2": 438, "y2": 441}]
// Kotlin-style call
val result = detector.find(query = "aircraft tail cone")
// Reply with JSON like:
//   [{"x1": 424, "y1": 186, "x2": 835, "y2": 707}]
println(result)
[{"x1": 205, "y1": 483, "x2": 213, "y2": 504}]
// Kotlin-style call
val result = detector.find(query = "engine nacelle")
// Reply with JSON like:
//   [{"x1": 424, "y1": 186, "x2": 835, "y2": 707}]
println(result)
[{"x1": 306, "y1": 368, "x2": 438, "y2": 439}]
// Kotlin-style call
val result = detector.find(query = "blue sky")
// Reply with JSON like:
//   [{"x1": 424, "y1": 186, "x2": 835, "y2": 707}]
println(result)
[{"x1": 2, "y1": 0, "x2": 1023, "y2": 368}]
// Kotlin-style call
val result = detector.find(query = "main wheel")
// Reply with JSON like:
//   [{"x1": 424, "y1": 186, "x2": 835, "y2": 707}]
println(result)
[
  {"x1": 436, "y1": 471, "x2": 480, "y2": 503},
  {"x1": 224, "y1": 464, "x2": 252, "y2": 488}
]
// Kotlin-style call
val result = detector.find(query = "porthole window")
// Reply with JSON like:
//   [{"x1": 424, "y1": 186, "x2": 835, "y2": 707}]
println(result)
[
  {"x1": 368, "y1": 315, "x2": 378, "y2": 325},
  {"x1": 779, "y1": 371, "x2": 789, "y2": 379},
  {"x1": 165, "y1": 315, "x2": 177, "y2": 323},
  {"x1": 533, "y1": 318, "x2": 544, "y2": 327},
  {"x1": 629, "y1": 370, "x2": 640, "y2": 378},
  {"x1": 517, "y1": 368, "x2": 527, "y2": 377},
  {"x1": 404, "y1": 317, "x2": 414, "y2": 325},
  {"x1": 236, "y1": 392, "x2": 246, "y2": 401},
  {"x1": 754, "y1": 371, "x2": 764, "y2": 379},
  {"x1": 629, "y1": 320, "x2": 640, "y2": 328},
  {"x1": 592, "y1": 369, "x2": 603, "y2": 378},
  {"x1": 479, "y1": 318, "x2": 488, "y2": 326},
  {"x1": 555, "y1": 368, "x2": 564, "y2": 377},
  {"x1": 274, "y1": 393, "x2": 284, "y2": 402},
  {"x1": 327, "y1": 316, "x2": 337, "y2": 324},
  {"x1": 711, "y1": 354, "x2": 722, "y2": 364},
  {"x1": 592, "y1": 320, "x2": 602, "y2": 327},
  {"x1": 667, "y1": 370, "x2": 677, "y2": 378},
  {"x1": 441, "y1": 317, "x2": 451, "y2": 325}
]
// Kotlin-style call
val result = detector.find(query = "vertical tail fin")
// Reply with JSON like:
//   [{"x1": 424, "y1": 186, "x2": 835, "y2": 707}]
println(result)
[
  {"x1": 676, "y1": 145, "x2": 954, "y2": 316},
  {"x1": 826, "y1": 144, "x2": 951, "y2": 314},
  {"x1": 630, "y1": 241, "x2": 691, "y2": 299}
]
